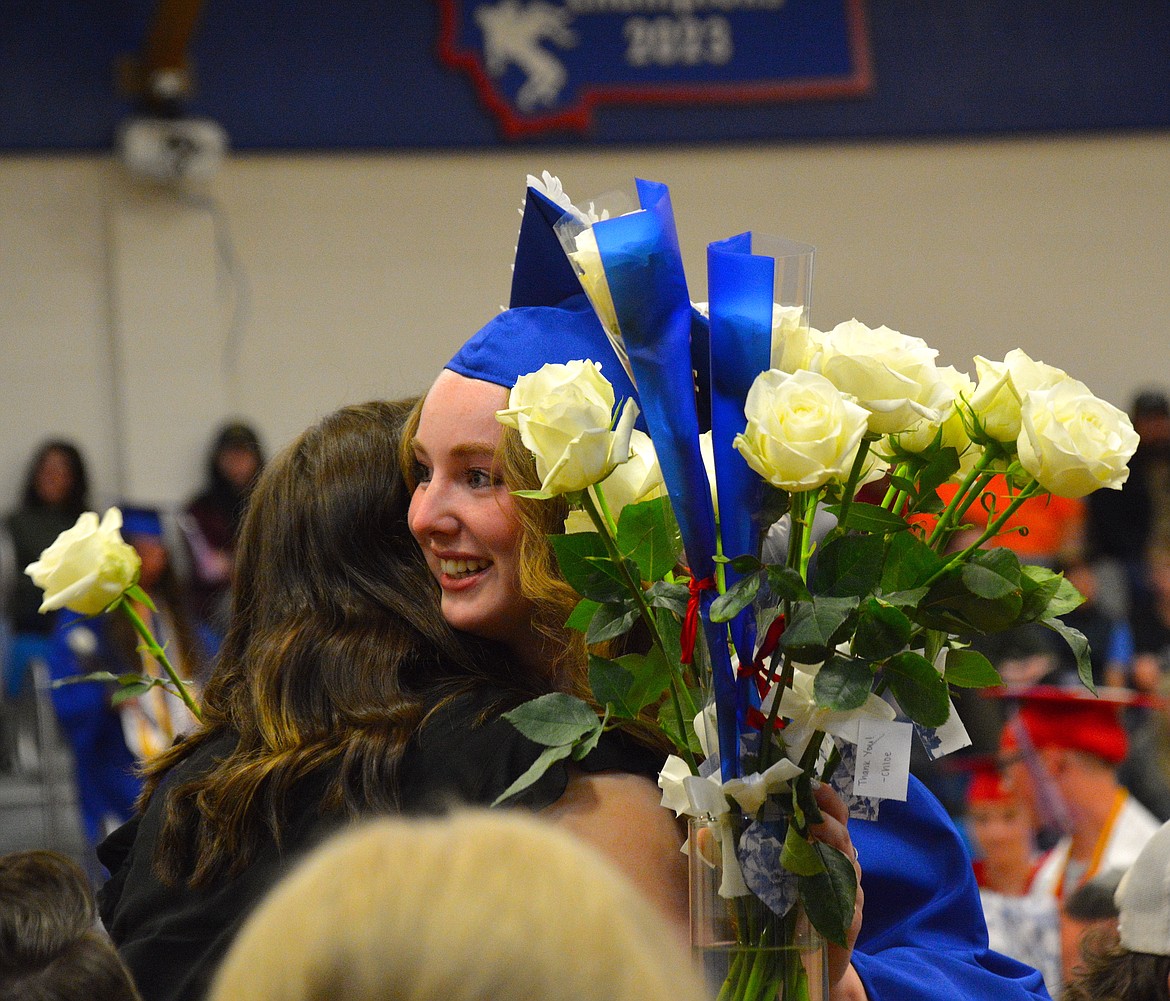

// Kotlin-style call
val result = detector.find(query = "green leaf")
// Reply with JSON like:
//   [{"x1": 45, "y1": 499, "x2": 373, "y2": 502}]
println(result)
[
  {"x1": 883, "y1": 651, "x2": 950, "y2": 727},
  {"x1": 812, "y1": 534, "x2": 885, "y2": 598},
  {"x1": 727, "y1": 554, "x2": 764, "y2": 574},
  {"x1": 880, "y1": 531, "x2": 944, "y2": 592},
  {"x1": 589, "y1": 651, "x2": 671, "y2": 718},
  {"x1": 911, "y1": 449, "x2": 961, "y2": 505},
  {"x1": 1042, "y1": 617, "x2": 1095, "y2": 693},
  {"x1": 616, "y1": 496, "x2": 682, "y2": 581},
  {"x1": 584, "y1": 601, "x2": 639, "y2": 644},
  {"x1": 1022, "y1": 566, "x2": 1085, "y2": 620},
  {"x1": 943, "y1": 648, "x2": 1003, "y2": 688},
  {"x1": 111, "y1": 681, "x2": 155, "y2": 704},
  {"x1": 656, "y1": 692, "x2": 702, "y2": 756},
  {"x1": 798, "y1": 843, "x2": 857, "y2": 947},
  {"x1": 124, "y1": 583, "x2": 157, "y2": 612},
  {"x1": 549, "y1": 533, "x2": 629, "y2": 603},
  {"x1": 764, "y1": 564, "x2": 812, "y2": 603},
  {"x1": 564, "y1": 598, "x2": 601, "y2": 633},
  {"x1": 827, "y1": 502, "x2": 911, "y2": 534},
  {"x1": 645, "y1": 580, "x2": 689, "y2": 617},
  {"x1": 710, "y1": 573, "x2": 760, "y2": 623},
  {"x1": 502, "y1": 693, "x2": 600, "y2": 747},
  {"x1": 813, "y1": 654, "x2": 874, "y2": 712},
  {"x1": 852, "y1": 598, "x2": 912, "y2": 661},
  {"x1": 570, "y1": 709, "x2": 608, "y2": 760},
  {"x1": 780, "y1": 825, "x2": 825, "y2": 876},
  {"x1": 960, "y1": 547, "x2": 1021, "y2": 600},
  {"x1": 491, "y1": 742, "x2": 576, "y2": 806},
  {"x1": 779, "y1": 597, "x2": 858, "y2": 661},
  {"x1": 51, "y1": 670, "x2": 121, "y2": 688}
]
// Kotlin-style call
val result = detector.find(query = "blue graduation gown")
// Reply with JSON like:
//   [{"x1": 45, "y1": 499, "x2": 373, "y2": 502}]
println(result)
[{"x1": 850, "y1": 775, "x2": 1052, "y2": 1000}]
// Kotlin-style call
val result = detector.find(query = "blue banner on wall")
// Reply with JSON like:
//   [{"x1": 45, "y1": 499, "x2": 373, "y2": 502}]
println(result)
[
  {"x1": 1, "y1": 1, "x2": 1168, "y2": 150},
  {"x1": 438, "y1": 0, "x2": 870, "y2": 137}
]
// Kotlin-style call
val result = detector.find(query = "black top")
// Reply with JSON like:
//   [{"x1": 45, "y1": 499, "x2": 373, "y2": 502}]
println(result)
[{"x1": 97, "y1": 690, "x2": 663, "y2": 1001}]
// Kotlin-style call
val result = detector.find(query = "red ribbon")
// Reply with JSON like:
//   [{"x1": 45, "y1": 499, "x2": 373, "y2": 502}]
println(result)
[{"x1": 679, "y1": 574, "x2": 715, "y2": 666}]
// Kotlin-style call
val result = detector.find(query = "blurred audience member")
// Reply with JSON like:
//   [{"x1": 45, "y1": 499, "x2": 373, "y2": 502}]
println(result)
[
  {"x1": 1062, "y1": 818, "x2": 1170, "y2": 1001},
  {"x1": 207, "y1": 811, "x2": 708, "y2": 1001},
  {"x1": 1000, "y1": 687, "x2": 1161, "y2": 905},
  {"x1": 3, "y1": 441, "x2": 90, "y2": 701},
  {"x1": 1128, "y1": 543, "x2": 1170, "y2": 696},
  {"x1": 0, "y1": 848, "x2": 142, "y2": 1001},
  {"x1": 180, "y1": 422, "x2": 264, "y2": 640},
  {"x1": 1059, "y1": 866, "x2": 1122, "y2": 988},
  {"x1": 966, "y1": 759, "x2": 1061, "y2": 992},
  {"x1": 1087, "y1": 388, "x2": 1170, "y2": 611},
  {"x1": 1117, "y1": 674, "x2": 1170, "y2": 823},
  {"x1": 1055, "y1": 556, "x2": 1134, "y2": 690}
]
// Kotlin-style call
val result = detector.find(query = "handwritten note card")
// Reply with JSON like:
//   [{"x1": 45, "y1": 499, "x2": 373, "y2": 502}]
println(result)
[{"x1": 852, "y1": 718, "x2": 913, "y2": 801}]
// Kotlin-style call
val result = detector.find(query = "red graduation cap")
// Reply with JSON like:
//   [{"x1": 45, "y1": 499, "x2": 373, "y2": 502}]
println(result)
[{"x1": 996, "y1": 685, "x2": 1144, "y2": 765}]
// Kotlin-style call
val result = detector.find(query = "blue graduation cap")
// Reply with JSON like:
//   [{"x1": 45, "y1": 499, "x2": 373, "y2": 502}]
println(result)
[
  {"x1": 119, "y1": 505, "x2": 164, "y2": 539},
  {"x1": 445, "y1": 187, "x2": 642, "y2": 413}
]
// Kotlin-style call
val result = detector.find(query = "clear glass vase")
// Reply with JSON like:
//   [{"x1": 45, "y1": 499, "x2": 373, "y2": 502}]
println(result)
[{"x1": 689, "y1": 816, "x2": 829, "y2": 1001}]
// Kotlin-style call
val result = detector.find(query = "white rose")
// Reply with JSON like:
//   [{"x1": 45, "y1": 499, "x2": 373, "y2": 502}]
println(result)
[
  {"x1": 25, "y1": 508, "x2": 140, "y2": 616},
  {"x1": 816, "y1": 319, "x2": 951, "y2": 435},
  {"x1": 893, "y1": 366, "x2": 981, "y2": 478},
  {"x1": 498, "y1": 360, "x2": 638, "y2": 496},
  {"x1": 770, "y1": 306, "x2": 819, "y2": 374},
  {"x1": 566, "y1": 227, "x2": 621, "y2": 335},
  {"x1": 1017, "y1": 379, "x2": 1140, "y2": 498},
  {"x1": 564, "y1": 429, "x2": 665, "y2": 532},
  {"x1": 734, "y1": 369, "x2": 869, "y2": 492},
  {"x1": 970, "y1": 349, "x2": 1067, "y2": 444}
]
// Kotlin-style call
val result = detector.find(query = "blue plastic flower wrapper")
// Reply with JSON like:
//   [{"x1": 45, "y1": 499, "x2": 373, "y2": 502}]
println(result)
[
  {"x1": 592, "y1": 178, "x2": 740, "y2": 778},
  {"x1": 707, "y1": 232, "x2": 774, "y2": 732}
]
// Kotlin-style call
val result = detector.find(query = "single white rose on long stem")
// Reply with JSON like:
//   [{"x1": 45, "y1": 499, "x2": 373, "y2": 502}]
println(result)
[
  {"x1": 969, "y1": 348, "x2": 1067, "y2": 444},
  {"x1": 815, "y1": 319, "x2": 952, "y2": 436},
  {"x1": 498, "y1": 360, "x2": 638, "y2": 496},
  {"x1": 1017, "y1": 379, "x2": 1140, "y2": 498},
  {"x1": 26, "y1": 508, "x2": 140, "y2": 616},
  {"x1": 734, "y1": 369, "x2": 869, "y2": 492}
]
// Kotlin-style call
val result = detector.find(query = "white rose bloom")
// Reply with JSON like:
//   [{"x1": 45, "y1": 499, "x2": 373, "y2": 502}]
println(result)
[
  {"x1": 1017, "y1": 379, "x2": 1140, "y2": 498},
  {"x1": 815, "y1": 319, "x2": 951, "y2": 436},
  {"x1": 566, "y1": 227, "x2": 621, "y2": 336},
  {"x1": 25, "y1": 508, "x2": 140, "y2": 616},
  {"x1": 734, "y1": 369, "x2": 869, "y2": 492},
  {"x1": 499, "y1": 360, "x2": 638, "y2": 496},
  {"x1": 892, "y1": 366, "x2": 981, "y2": 479},
  {"x1": 564, "y1": 429, "x2": 665, "y2": 532},
  {"x1": 771, "y1": 306, "x2": 818, "y2": 374},
  {"x1": 970, "y1": 349, "x2": 1067, "y2": 444}
]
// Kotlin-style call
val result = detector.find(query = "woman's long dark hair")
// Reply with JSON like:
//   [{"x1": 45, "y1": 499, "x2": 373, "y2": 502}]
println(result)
[{"x1": 142, "y1": 400, "x2": 510, "y2": 887}]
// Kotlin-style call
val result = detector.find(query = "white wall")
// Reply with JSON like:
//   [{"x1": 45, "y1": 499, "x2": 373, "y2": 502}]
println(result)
[{"x1": 2, "y1": 133, "x2": 1168, "y2": 512}]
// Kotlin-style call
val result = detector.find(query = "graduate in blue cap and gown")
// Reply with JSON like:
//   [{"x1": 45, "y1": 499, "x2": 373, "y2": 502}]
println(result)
[{"x1": 408, "y1": 178, "x2": 1053, "y2": 1001}]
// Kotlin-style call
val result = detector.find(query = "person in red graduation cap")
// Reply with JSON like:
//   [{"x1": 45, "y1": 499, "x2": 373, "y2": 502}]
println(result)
[
  {"x1": 1000, "y1": 685, "x2": 1162, "y2": 906},
  {"x1": 965, "y1": 758, "x2": 1063, "y2": 992}
]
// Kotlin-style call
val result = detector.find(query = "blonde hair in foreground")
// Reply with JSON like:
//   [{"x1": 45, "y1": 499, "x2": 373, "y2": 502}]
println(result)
[{"x1": 208, "y1": 811, "x2": 708, "y2": 1001}]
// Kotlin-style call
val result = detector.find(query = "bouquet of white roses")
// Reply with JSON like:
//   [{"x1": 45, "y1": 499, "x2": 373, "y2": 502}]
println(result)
[{"x1": 493, "y1": 175, "x2": 1138, "y2": 1001}]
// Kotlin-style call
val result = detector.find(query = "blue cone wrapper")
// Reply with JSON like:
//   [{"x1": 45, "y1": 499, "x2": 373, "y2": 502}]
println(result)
[
  {"x1": 707, "y1": 232, "x2": 775, "y2": 726},
  {"x1": 593, "y1": 178, "x2": 740, "y2": 778}
]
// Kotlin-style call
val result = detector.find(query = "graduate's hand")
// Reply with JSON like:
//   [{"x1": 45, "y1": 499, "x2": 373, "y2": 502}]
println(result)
[{"x1": 809, "y1": 782, "x2": 868, "y2": 1001}]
